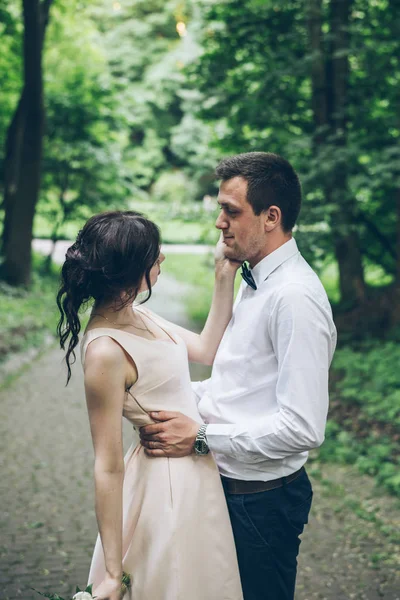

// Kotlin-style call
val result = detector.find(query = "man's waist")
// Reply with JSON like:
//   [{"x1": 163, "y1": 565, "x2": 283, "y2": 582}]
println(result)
[
  {"x1": 221, "y1": 466, "x2": 305, "y2": 494},
  {"x1": 215, "y1": 453, "x2": 308, "y2": 482}
]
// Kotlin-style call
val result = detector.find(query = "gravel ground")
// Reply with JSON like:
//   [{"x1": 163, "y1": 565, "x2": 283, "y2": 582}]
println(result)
[{"x1": 0, "y1": 275, "x2": 399, "y2": 600}]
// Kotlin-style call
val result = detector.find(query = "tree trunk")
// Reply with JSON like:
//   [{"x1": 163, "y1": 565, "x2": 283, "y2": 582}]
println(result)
[
  {"x1": 307, "y1": 0, "x2": 365, "y2": 307},
  {"x1": 329, "y1": 0, "x2": 366, "y2": 306},
  {"x1": 2, "y1": 92, "x2": 25, "y2": 252},
  {"x1": 0, "y1": 0, "x2": 53, "y2": 286},
  {"x1": 307, "y1": 0, "x2": 329, "y2": 138}
]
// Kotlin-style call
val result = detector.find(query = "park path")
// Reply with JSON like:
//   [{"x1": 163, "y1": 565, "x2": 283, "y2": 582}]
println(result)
[{"x1": 1, "y1": 273, "x2": 399, "y2": 599}]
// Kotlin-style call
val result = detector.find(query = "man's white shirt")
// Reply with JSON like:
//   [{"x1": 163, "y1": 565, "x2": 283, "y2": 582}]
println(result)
[{"x1": 192, "y1": 238, "x2": 337, "y2": 481}]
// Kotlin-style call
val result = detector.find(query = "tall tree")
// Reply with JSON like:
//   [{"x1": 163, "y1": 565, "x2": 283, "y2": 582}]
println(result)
[
  {"x1": 89, "y1": 0, "x2": 202, "y2": 193},
  {"x1": 308, "y1": 0, "x2": 365, "y2": 307},
  {"x1": 1, "y1": 0, "x2": 53, "y2": 286},
  {"x1": 191, "y1": 0, "x2": 400, "y2": 333}
]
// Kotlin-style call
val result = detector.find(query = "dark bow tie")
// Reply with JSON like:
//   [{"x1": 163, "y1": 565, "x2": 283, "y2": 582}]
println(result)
[{"x1": 241, "y1": 263, "x2": 257, "y2": 290}]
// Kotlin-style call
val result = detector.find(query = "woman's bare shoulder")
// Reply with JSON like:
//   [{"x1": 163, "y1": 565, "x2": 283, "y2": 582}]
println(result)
[{"x1": 84, "y1": 334, "x2": 126, "y2": 369}]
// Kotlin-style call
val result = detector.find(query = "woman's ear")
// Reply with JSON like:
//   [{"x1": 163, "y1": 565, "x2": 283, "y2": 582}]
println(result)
[{"x1": 264, "y1": 205, "x2": 282, "y2": 232}]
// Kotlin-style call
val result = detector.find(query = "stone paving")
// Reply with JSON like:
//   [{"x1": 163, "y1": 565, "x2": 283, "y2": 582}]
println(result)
[{"x1": 1, "y1": 274, "x2": 399, "y2": 599}]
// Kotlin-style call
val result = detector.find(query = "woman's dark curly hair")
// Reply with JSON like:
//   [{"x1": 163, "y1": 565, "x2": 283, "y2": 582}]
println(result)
[{"x1": 56, "y1": 210, "x2": 161, "y2": 384}]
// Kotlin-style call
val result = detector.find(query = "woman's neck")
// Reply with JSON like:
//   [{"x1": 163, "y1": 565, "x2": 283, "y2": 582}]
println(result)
[{"x1": 91, "y1": 302, "x2": 136, "y2": 325}]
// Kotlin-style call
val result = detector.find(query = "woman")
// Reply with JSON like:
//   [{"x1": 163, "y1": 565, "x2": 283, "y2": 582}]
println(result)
[{"x1": 57, "y1": 211, "x2": 243, "y2": 600}]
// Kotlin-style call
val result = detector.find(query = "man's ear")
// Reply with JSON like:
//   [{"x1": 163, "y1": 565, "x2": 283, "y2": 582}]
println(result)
[{"x1": 264, "y1": 205, "x2": 282, "y2": 232}]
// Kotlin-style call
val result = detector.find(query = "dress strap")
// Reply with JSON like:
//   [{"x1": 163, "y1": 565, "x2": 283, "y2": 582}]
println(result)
[
  {"x1": 135, "y1": 306, "x2": 178, "y2": 345},
  {"x1": 80, "y1": 328, "x2": 141, "y2": 369}
]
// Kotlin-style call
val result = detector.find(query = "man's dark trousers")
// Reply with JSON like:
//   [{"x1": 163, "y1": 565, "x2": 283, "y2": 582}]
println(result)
[{"x1": 222, "y1": 468, "x2": 313, "y2": 600}]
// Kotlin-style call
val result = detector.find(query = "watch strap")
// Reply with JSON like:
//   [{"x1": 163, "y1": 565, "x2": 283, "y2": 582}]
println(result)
[{"x1": 194, "y1": 424, "x2": 209, "y2": 454}]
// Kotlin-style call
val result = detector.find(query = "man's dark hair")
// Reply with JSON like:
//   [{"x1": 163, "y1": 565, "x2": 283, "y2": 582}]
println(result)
[{"x1": 215, "y1": 152, "x2": 302, "y2": 232}]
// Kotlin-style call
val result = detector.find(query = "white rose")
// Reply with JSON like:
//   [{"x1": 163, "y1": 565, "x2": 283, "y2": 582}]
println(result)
[{"x1": 73, "y1": 593, "x2": 93, "y2": 600}]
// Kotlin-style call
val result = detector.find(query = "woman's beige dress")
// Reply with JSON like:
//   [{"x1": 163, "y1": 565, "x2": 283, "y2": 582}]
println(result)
[{"x1": 80, "y1": 308, "x2": 243, "y2": 600}]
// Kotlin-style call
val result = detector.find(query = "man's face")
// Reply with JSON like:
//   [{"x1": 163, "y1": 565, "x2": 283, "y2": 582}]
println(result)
[{"x1": 215, "y1": 176, "x2": 266, "y2": 266}]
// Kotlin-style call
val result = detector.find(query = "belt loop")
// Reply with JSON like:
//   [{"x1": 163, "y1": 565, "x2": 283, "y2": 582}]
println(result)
[{"x1": 282, "y1": 475, "x2": 287, "y2": 487}]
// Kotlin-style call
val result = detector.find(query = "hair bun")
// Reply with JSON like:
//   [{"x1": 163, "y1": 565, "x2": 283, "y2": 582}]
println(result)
[{"x1": 65, "y1": 244, "x2": 83, "y2": 262}]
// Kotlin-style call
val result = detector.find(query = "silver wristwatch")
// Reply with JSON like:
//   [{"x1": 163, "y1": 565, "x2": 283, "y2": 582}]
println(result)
[{"x1": 194, "y1": 424, "x2": 209, "y2": 455}]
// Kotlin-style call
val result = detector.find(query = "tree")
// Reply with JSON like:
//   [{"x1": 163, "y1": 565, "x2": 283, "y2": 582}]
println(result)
[
  {"x1": 0, "y1": 1, "x2": 22, "y2": 180},
  {"x1": 190, "y1": 0, "x2": 400, "y2": 334},
  {"x1": 89, "y1": 0, "x2": 207, "y2": 195},
  {"x1": 1, "y1": 0, "x2": 54, "y2": 286},
  {"x1": 38, "y1": 5, "x2": 133, "y2": 270},
  {"x1": 308, "y1": 0, "x2": 365, "y2": 307}
]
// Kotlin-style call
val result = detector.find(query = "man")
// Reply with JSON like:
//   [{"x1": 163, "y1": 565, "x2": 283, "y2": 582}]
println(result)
[{"x1": 140, "y1": 152, "x2": 337, "y2": 600}]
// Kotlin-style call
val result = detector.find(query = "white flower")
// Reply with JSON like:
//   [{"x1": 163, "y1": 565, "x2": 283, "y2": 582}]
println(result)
[{"x1": 73, "y1": 593, "x2": 93, "y2": 600}]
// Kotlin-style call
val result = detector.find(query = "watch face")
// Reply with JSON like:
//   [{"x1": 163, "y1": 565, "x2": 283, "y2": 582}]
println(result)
[{"x1": 195, "y1": 439, "x2": 209, "y2": 455}]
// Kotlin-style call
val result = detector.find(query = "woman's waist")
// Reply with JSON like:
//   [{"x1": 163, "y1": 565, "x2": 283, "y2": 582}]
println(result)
[{"x1": 123, "y1": 404, "x2": 203, "y2": 429}]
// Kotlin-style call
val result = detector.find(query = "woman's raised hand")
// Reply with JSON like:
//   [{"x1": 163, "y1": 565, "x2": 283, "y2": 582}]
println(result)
[{"x1": 214, "y1": 233, "x2": 241, "y2": 277}]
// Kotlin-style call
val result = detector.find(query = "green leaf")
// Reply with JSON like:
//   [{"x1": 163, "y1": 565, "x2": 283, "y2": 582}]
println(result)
[{"x1": 27, "y1": 521, "x2": 44, "y2": 529}]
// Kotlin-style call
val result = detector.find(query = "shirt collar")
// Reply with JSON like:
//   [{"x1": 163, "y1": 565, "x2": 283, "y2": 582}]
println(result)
[{"x1": 250, "y1": 238, "x2": 299, "y2": 287}]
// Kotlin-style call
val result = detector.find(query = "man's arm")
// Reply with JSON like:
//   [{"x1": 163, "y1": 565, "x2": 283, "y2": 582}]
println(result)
[
  {"x1": 141, "y1": 284, "x2": 336, "y2": 460},
  {"x1": 204, "y1": 284, "x2": 336, "y2": 461}
]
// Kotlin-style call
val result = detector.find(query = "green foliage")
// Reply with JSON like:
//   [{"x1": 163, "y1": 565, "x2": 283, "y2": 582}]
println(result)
[
  {"x1": 331, "y1": 342, "x2": 400, "y2": 427},
  {"x1": 131, "y1": 199, "x2": 218, "y2": 244},
  {"x1": 152, "y1": 171, "x2": 197, "y2": 204},
  {"x1": 87, "y1": 0, "x2": 202, "y2": 192},
  {"x1": 36, "y1": 2, "x2": 134, "y2": 242},
  {"x1": 191, "y1": 0, "x2": 400, "y2": 284},
  {"x1": 319, "y1": 426, "x2": 400, "y2": 497},
  {"x1": 0, "y1": 254, "x2": 60, "y2": 364},
  {"x1": 169, "y1": 101, "x2": 221, "y2": 198},
  {"x1": 317, "y1": 340, "x2": 400, "y2": 496},
  {"x1": 1, "y1": 0, "x2": 399, "y2": 328}
]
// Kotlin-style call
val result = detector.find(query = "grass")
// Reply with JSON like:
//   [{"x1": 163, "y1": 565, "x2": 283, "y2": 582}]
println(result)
[
  {"x1": 0, "y1": 255, "x2": 61, "y2": 365},
  {"x1": 0, "y1": 253, "x2": 93, "y2": 381}
]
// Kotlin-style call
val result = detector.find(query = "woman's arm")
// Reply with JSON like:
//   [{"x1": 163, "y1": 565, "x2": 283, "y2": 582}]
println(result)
[
  {"x1": 84, "y1": 337, "x2": 127, "y2": 599},
  {"x1": 149, "y1": 238, "x2": 240, "y2": 365}
]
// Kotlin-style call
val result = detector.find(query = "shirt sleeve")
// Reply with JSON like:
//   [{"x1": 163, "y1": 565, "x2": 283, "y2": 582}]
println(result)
[
  {"x1": 191, "y1": 378, "x2": 211, "y2": 406},
  {"x1": 205, "y1": 283, "x2": 336, "y2": 462}
]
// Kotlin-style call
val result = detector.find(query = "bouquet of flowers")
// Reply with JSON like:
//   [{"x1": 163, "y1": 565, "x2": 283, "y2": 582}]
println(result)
[{"x1": 32, "y1": 572, "x2": 132, "y2": 600}]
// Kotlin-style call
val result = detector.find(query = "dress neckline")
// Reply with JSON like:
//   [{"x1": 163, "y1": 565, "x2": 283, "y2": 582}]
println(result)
[
  {"x1": 83, "y1": 307, "x2": 179, "y2": 346},
  {"x1": 83, "y1": 327, "x2": 179, "y2": 346}
]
